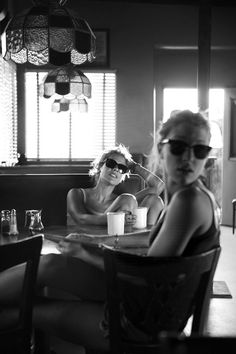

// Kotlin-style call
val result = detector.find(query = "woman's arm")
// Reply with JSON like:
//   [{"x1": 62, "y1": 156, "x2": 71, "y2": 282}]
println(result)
[
  {"x1": 147, "y1": 187, "x2": 213, "y2": 257},
  {"x1": 67, "y1": 188, "x2": 107, "y2": 225},
  {"x1": 58, "y1": 231, "x2": 150, "y2": 265},
  {"x1": 130, "y1": 161, "x2": 164, "y2": 203}
]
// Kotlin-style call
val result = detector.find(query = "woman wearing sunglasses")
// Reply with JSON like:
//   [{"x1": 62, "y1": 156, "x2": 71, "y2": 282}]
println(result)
[
  {"x1": 145, "y1": 109, "x2": 221, "y2": 256},
  {"x1": 65, "y1": 110, "x2": 220, "y2": 255},
  {"x1": 0, "y1": 111, "x2": 220, "y2": 351},
  {"x1": 67, "y1": 144, "x2": 164, "y2": 227}
]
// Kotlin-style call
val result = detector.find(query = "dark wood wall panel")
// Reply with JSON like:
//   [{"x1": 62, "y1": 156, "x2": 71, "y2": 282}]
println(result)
[
  {"x1": 0, "y1": 174, "x2": 92, "y2": 227},
  {"x1": 0, "y1": 174, "x2": 144, "y2": 228}
]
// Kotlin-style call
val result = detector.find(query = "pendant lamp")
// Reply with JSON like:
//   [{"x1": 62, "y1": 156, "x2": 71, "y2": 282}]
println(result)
[
  {"x1": 1, "y1": 0, "x2": 96, "y2": 66},
  {"x1": 52, "y1": 97, "x2": 88, "y2": 113},
  {"x1": 40, "y1": 65, "x2": 91, "y2": 112}
]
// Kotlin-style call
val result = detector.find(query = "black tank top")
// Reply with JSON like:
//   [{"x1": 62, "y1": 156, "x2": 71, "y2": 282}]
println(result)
[
  {"x1": 149, "y1": 180, "x2": 220, "y2": 255},
  {"x1": 101, "y1": 181, "x2": 221, "y2": 342}
]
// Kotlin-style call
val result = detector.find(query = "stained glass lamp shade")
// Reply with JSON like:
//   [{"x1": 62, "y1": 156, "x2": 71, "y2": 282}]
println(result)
[
  {"x1": 1, "y1": 0, "x2": 96, "y2": 66},
  {"x1": 40, "y1": 65, "x2": 91, "y2": 112},
  {"x1": 52, "y1": 97, "x2": 88, "y2": 112}
]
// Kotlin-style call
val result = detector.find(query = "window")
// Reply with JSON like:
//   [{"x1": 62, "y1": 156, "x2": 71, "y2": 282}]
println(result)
[
  {"x1": 0, "y1": 56, "x2": 17, "y2": 165},
  {"x1": 163, "y1": 88, "x2": 224, "y2": 208},
  {"x1": 25, "y1": 70, "x2": 116, "y2": 161},
  {"x1": 163, "y1": 88, "x2": 224, "y2": 149}
]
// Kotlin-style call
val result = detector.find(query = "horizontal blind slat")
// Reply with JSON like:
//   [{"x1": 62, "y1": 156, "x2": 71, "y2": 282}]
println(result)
[{"x1": 25, "y1": 71, "x2": 116, "y2": 160}]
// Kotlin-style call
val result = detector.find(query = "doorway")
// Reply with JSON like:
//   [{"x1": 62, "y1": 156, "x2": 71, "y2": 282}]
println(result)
[{"x1": 162, "y1": 88, "x2": 224, "y2": 208}]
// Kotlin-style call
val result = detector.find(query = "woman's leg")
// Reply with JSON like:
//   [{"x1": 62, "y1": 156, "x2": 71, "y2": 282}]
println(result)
[
  {"x1": 106, "y1": 193, "x2": 138, "y2": 213},
  {"x1": 0, "y1": 254, "x2": 108, "y2": 350},
  {"x1": 0, "y1": 254, "x2": 106, "y2": 304},
  {"x1": 0, "y1": 265, "x2": 25, "y2": 304},
  {"x1": 39, "y1": 254, "x2": 107, "y2": 301},
  {"x1": 139, "y1": 194, "x2": 164, "y2": 225},
  {"x1": 33, "y1": 298, "x2": 109, "y2": 351}
]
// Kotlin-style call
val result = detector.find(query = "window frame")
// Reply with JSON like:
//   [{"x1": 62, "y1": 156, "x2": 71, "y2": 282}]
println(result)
[{"x1": 16, "y1": 65, "x2": 116, "y2": 172}]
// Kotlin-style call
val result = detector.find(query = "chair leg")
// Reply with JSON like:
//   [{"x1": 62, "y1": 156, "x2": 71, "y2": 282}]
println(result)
[{"x1": 33, "y1": 329, "x2": 51, "y2": 354}]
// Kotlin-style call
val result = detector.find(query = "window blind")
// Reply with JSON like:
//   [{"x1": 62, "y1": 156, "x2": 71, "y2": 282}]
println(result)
[
  {"x1": 0, "y1": 56, "x2": 17, "y2": 165},
  {"x1": 25, "y1": 71, "x2": 116, "y2": 160}
]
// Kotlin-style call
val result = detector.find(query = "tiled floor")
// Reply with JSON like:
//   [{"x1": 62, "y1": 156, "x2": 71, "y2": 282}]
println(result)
[
  {"x1": 205, "y1": 225, "x2": 236, "y2": 336},
  {"x1": 50, "y1": 225, "x2": 236, "y2": 353}
]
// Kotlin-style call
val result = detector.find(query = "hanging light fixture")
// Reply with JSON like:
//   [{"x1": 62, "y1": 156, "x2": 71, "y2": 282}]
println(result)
[
  {"x1": 40, "y1": 64, "x2": 91, "y2": 112},
  {"x1": 52, "y1": 97, "x2": 88, "y2": 113},
  {"x1": 1, "y1": 0, "x2": 96, "y2": 66}
]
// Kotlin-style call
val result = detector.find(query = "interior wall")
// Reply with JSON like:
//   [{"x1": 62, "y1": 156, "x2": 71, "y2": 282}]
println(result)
[
  {"x1": 12, "y1": 0, "x2": 199, "y2": 154},
  {"x1": 9, "y1": 1, "x2": 236, "y2": 225},
  {"x1": 70, "y1": 2, "x2": 199, "y2": 155}
]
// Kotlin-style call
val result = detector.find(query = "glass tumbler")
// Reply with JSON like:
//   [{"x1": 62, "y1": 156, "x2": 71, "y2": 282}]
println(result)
[
  {"x1": 25, "y1": 209, "x2": 44, "y2": 235},
  {"x1": 1, "y1": 210, "x2": 10, "y2": 236}
]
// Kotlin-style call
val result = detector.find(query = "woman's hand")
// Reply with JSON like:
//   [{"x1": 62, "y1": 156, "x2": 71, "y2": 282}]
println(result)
[
  {"x1": 124, "y1": 211, "x2": 136, "y2": 226},
  {"x1": 57, "y1": 233, "x2": 86, "y2": 257}
]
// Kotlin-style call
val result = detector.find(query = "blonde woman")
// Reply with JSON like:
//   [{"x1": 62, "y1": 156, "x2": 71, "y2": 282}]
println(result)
[
  {"x1": 67, "y1": 144, "x2": 164, "y2": 227},
  {"x1": 0, "y1": 111, "x2": 220, "y2": 351}
]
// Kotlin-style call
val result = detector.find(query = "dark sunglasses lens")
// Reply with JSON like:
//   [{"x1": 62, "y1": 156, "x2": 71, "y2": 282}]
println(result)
[
  {"x1": 119, "y1": 164, "x2": 128, "y2": 174},
  {"x1": 194, "y1": 146, "x2": 211, "y2": 159},
  {"x1": 105, "y1": 159, "x2": 128, "y2": 174},
  {"x1": 168, "y1": 140, "x2": 211, "y2": 159},
  {"x1": 105, "y1": 159, "x2": 116, "y2": 169},
  {"x1": 169, "y1": 141, "x2": 187, "y2": 155}
]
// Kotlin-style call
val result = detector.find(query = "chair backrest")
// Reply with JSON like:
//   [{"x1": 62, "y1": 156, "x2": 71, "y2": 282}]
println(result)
[
  {"x1": 103, "y1": 246, "x2": 221, "y2": 354},
  {"x1": 0, "y1": 235, "x2": 43, "y2": 354},
  {"x1": 158, "y1": 332, "x2": 236, "y2": 354},
  {"x1": 114, "y1": 174, "x2": 145, "y2": 195}
]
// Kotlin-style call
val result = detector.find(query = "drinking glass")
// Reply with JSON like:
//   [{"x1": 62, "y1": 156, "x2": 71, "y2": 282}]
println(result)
[{"x1": 25, "y1": 209, "x2": 44, "y2": 235}]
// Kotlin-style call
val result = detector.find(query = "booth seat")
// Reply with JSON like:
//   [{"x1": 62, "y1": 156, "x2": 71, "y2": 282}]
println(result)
[{"x1": 0, "y1": 173, "x2": 145, "y2": 227}]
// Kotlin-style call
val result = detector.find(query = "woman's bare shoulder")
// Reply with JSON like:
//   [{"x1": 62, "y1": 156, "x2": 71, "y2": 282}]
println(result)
[
  {"x1": 172, "y1": 185, "x2": 211, "y2": 215},
  {"x1": 171, "y1": 184, "x2": 210, "y2": 210},
  {"x1": 67, "y1": 188, "x2": 85, "y2": 200}
]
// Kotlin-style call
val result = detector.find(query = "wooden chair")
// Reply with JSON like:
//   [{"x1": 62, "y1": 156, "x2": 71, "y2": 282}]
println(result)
[
  {"x1": 158, "y1": 332, "x2": 236, "y2": 354},
  {"x1": 0, "y1": 235, "x2": 43, "y2": 354},
  {"x1": 102, "y1": 245, "x2": 221, "y2": 354}
]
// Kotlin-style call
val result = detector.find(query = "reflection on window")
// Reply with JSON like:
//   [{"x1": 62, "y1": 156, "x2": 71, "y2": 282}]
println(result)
[{"x1": 25, "y1": 71, "x2": 116, "y2": 160}]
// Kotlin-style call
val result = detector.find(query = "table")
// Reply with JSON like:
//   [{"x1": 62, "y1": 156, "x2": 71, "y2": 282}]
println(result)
[
  {"x1": 0, "y1": 224, "x2": 151, "y2": 255},
  {"x1": 43, "y1": 224, "x2": 151, "y2": 255}
]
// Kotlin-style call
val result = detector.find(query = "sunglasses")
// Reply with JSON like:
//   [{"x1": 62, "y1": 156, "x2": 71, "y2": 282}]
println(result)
[
  {"x1": 105, "y1": 158, "x2": 129, "y2": 174},
  {"x1": 160, "y1": 139, "x2": 212, "y2": 159}
]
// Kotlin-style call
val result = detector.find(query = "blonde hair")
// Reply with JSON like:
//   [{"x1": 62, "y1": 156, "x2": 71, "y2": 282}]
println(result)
[
  {"x1": 89, "y1": 144, "x2": 133, "y2": 182},
  {"x1": 148, "y1": 110, "x2": 211, "y2": 174}
]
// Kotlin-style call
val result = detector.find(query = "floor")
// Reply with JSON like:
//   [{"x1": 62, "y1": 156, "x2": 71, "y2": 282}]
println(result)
[
  {"x1": 49, "y1": 225, "x2": 236, "y2": 353},
  {"x1": 205, "y1": 225, "x2": 236, "y2": 336}
]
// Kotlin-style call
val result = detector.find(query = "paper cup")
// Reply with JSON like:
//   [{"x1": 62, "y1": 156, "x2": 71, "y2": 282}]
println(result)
[
  {"x1": 133, "y1": 207, "x2": 148, "y2": 229},
  {"x1": 107, "y1": 212, "x2": 125, "y2": 235}
]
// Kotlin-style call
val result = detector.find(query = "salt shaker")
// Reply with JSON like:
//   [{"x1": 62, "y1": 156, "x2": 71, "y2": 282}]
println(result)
[
  {"x1": 9, "y1": 209, "x2": 19, "y2": 236},
  {"x1": 1, "y1": 210, "x2": 10, "y2": 236}
]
